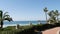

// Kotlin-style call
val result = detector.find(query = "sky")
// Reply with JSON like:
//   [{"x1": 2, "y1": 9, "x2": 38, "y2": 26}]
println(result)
[{"x1": 0, "y1": 0, "x2": 60, "y2": 21}]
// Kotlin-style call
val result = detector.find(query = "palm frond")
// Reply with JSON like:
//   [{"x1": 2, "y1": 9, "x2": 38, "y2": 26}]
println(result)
[{"x1": 4, "y1": 17, "x2": 13, "y2": 22}]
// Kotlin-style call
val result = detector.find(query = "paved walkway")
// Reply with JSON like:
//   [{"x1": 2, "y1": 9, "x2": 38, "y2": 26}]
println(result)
[{"x1": 42, "y1": 27, "x2": 60, "y2": 34}]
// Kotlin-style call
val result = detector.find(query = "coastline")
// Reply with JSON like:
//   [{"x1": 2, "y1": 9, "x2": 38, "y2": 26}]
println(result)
[{"x1": 3, "y1": 21, "x2": 46, "y2": 28}]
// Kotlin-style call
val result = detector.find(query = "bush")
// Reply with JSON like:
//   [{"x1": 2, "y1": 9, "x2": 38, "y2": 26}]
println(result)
[{"x1": 0, "y1": 23, "x2": 60, "y2": 34}]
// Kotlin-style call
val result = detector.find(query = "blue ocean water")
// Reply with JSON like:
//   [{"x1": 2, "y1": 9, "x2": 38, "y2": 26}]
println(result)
[{"x1": 3, "y1": 21, "x2": 46, "y2": 27}]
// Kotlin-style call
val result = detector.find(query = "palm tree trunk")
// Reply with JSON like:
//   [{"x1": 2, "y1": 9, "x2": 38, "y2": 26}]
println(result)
[
  {"x1": 1, "y1": 21, "x2": 3, "y2": 28},
  {"x1": 57, "y1": 16, "x2": 58, "y2": 23},
  {"x1": 45, "y1": 12, "x2": 47, "y2": 24},
  {"x1": 0, "y1": 11, "x2": 3, "y2": 28}
]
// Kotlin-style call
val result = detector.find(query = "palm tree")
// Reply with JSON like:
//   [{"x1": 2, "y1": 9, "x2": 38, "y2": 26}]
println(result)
[
  {"x1": 55, "y1": 10, "x2": 59, "y2": 23},
  {"x1": 48, "y1": 10, "x2": 58, "y2": 24},
  {"x1": 48, "y1": 10, "x2": 54, "y2": 17},
  {"x1": 43, "y1": 7, "x2": 48, "y2": 23},
  {"x1": 52, "y1": 10, "x2": 59, "y2": 23},
  {"x1": 0, "y1": 10, "x2": 12, "y2": 28},
  {"x1": 47, "y1": 9, "x2": 60, "y2": 24}
]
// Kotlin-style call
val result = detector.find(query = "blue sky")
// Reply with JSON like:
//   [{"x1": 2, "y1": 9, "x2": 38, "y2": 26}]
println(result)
[{"x1": 0, "y1": 0, "x2": 60, "y2": 21}]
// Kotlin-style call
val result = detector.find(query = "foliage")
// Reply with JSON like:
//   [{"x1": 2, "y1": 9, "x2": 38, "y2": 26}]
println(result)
[
  {"x1": 0, "y1": 10, "x2": 12, "y2": 28},
  {"x1": 0, "y1": 23, "x2": 59, "y2": 34},
  {"x1": 43, "y1": 7, "x2": 60, "y2": 24}
]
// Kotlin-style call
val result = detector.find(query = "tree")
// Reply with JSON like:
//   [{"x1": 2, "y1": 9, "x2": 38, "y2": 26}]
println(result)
[
  {"x1": 48, "y1": 10, "x2": 59, "y2": 24},
  {"x1": 48, "y1": 10, "x2": 56, "y2": 24},
  {"x1": 0, "y1": 10, "x2": 12, "y2": 28},
  {"x1": 43, "y1": 7, "x2": 48, "y2": 23},
  {"x1": 55, "y1": 10, "x2": 59, "y2": 23},
  {"x1": 48, "y1": 10, "x2": 54, "y2": 17}
]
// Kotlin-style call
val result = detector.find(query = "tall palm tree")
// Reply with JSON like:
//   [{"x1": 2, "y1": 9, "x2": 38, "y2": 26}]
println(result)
[
  {"x1": 43, "y1": 7, "x2": 48, "y2": 23},
  {"x1": 0, "y1": 10, "x2": 12, "y2": 28}
]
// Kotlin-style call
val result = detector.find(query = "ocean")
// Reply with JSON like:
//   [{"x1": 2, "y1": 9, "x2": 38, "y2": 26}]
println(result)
[{"x1": 3, "y1": 21, "x2": 46, "y2": 27}]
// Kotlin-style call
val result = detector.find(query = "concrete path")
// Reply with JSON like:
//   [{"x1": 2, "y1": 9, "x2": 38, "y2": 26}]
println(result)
[{"x1": 42, "y1": 27, "x2": 60, "y2": 34}]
